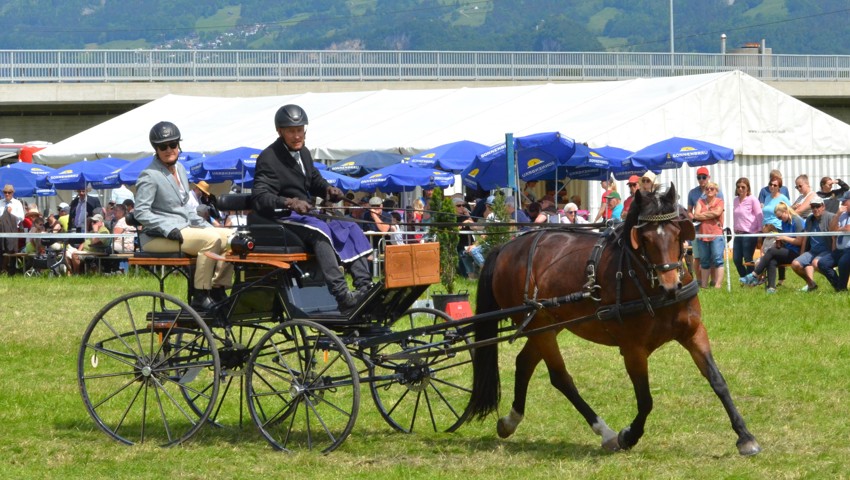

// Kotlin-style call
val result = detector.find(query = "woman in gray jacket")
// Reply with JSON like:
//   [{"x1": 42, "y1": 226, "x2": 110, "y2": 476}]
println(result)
[{"x1": 134, "y1": 121, "x2": 233, "y2": 311}]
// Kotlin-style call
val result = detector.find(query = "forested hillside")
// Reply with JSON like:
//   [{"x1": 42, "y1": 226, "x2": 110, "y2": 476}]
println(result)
[{"x1": 0, "y1": 0, "x2": 848, "y2": 55}]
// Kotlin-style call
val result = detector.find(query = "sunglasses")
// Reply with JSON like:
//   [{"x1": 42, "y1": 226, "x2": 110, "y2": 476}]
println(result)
[
  {"x1": 641, "y1": 178, "x2": 652, "y2": 183},
  {"x1": 769, "y1": 183, "x2": 779, "y2": 187},
  {"x1": 3, "y1": 191, "x2": 13, "y2": 194},
  {"x1": 697, "y1": 175, "x2": 708, "y2": 180},
  {"x1": 628, "y1": 183, "x2": 637, "y2": 187},
  {"x1": 155, "y1": 141, "x2": 180, "y2": 152},
  {"x1": 812, "y1": 203, "x2": 825, "y2": 209},
  {"x1": 706, "y1": 187, "x2": 717, "y2": 191},
  {"x1": 736, "y1": 185, "x2": 746, "y2": 189},
  {"x1": 566, "y1": 211, "x2": 576, "y2": 214}
]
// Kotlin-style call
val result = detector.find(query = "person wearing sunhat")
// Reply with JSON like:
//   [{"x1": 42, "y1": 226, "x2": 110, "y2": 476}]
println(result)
[
  {"x1": 640, "y1": 171, "x2": 658, "y2": 194},
  {"x1": 187, "y1": 180, "x2": 210, "y2": 209}
]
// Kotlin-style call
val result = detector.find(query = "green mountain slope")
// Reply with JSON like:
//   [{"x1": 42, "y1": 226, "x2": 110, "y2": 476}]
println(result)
[{"x1": 0, "y1": 0, "x2": 847, "y2": 55}]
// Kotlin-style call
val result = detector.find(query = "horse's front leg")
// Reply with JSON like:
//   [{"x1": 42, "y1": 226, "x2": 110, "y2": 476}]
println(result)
[
  {"x1": 618, "y1": 347, "x2": 653, "y2": 450},
  {"x1": 681, "y1": 325, "x2": 762, "y2": 456}
]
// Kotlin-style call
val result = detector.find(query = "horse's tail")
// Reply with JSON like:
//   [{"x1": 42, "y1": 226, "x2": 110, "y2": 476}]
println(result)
[{"x1": 468, "y1": 245, "x2": 503, "y2": 420}]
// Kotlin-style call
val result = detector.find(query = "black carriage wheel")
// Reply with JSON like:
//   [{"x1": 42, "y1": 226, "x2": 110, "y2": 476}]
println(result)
[
  {"x1": 180, "y1": 320, "x2": 272, "y2": 429},
  {"x1": 368, "y1": 307, "x2": 473, "y2": 434},
  {"x1": 77, "y1": 291, "x2": 220, "y2": 446},
  {"x1": 246, "y1": 319, "x2": 360, "y2": 453}
]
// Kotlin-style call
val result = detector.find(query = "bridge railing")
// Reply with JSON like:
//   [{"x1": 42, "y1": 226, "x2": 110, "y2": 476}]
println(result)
[{"x1": 2, "y1": 49, "x2": 850, "y2": 83}]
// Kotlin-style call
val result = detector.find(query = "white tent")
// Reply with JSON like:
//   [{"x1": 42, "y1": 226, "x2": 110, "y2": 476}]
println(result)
[
  {"x1": 35, "y1": 70, "x2": 850, "y2": 165},
  {"x1": 34, "y1": 70, "x2": 850, "y2": 223}
]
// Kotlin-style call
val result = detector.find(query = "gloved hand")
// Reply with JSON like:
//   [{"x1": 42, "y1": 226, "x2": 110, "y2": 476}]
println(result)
[
  {"x1": 326, "y1": 186, "x2": 344, "y2": 202},
  {"x1": 167, "y1": 228, "x2": 183, "y2": 243},
  {"x1": 284, "y1": 197, "x2": 312, "y2": 215}
]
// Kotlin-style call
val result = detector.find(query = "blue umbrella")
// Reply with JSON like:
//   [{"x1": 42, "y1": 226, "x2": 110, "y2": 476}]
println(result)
[
  {"x1": 408, "y1": 140, "x2": 490, "y2": 173},
  {"x1": 5, "y1": 162, "x2": 56, "y2": 188},
  {"x1": 461, "y1": 132, "x2": 577, "y2": 190},
  {"x1": 358, "y1": 163, "x2": 454, "y2": 193},
  {"x1": 48, "y1": 158, "x2": 128, "y2": 190},
  {"x1": 0, "y1": 167, "x2": 56, "y2": 197},
  {"x1": 100, "y1": 156, "x2": 154, "y2": 187},
  {"x1": 320, "y1": 170, "x2": 360, "y2": 191},
  {"x1": 190, "y1": 147, "x2": 261, "y2": 183},
  {"x1": 329, "y1": 151, "x2": 404, "y2": 177},
  {"x1": 522, "y1": 143, "x2": 613, "y2": 182},
  {"x1": 314, "y1": 161, "x2": 327, "y2": 171},
  {"x1": 629, "y1": 137, "x2": 734, "y2": 171}
]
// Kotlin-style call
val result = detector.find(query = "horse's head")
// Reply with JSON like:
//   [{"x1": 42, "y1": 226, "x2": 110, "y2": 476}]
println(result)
[{"x1": 623, "y1": 183, "x2": 695, "y2": 294}]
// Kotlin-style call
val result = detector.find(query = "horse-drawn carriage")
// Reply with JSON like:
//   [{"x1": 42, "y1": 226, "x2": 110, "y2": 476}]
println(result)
[{"x1": 77, "y1": 187, "x2": 761, "y2": 456}]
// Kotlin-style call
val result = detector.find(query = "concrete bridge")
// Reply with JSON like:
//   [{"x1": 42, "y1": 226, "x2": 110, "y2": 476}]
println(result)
[{"x1": 4, "y1": 49, "x2": 850, "y2": 144}]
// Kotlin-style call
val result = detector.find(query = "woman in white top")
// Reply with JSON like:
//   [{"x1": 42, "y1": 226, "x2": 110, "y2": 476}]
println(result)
[
  {"x1": 791, "y1": 174, "x2": 816, "y2": 218},
  {"x1": 560, "y1": 203, "x2": 588, "y2": 224}
]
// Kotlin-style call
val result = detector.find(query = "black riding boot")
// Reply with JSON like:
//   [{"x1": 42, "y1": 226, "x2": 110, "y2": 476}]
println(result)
[{"x1": 191, "y1": 290, "x2": 215, "y2": 311}]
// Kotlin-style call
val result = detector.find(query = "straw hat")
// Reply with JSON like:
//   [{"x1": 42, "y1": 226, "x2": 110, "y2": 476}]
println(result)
[{"x1": 194, "y1": 181, "x2": 211, "y2": 196}]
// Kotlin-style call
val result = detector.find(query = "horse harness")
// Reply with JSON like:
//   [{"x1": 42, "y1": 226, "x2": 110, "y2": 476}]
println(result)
[{"x1": 513, "y1": 212, "x2": 696, "y2": 340}]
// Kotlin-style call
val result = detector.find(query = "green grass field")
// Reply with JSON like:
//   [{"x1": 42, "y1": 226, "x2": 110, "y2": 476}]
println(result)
[{"x1": 1, "y1": 272, "x2": 848, "y2": 479}]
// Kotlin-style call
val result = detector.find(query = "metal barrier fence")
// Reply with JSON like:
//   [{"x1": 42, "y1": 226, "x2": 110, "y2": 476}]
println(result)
[{"x1": 2, "y1": 49, "x2": 850, "y2": 83}]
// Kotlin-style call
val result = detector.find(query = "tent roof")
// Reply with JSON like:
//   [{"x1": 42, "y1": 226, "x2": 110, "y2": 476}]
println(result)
[{"x1": 34, "y1": 70, "x2": 850, "y2": 166}]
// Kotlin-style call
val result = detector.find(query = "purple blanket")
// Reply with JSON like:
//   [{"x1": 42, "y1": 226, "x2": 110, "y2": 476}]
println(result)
[{"x1": 280, "y1": 213, "x2": 372, "y2": 263}]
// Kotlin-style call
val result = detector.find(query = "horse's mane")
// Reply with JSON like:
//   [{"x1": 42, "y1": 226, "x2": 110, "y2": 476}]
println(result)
[{"x1": 620, "y1": 184, "x2": 681, "y2": 243}]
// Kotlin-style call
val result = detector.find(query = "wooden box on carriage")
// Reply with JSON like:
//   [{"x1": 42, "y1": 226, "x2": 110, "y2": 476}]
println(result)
[{"x1": 385, "y1": 242, "x2": 441, "y2": 288}]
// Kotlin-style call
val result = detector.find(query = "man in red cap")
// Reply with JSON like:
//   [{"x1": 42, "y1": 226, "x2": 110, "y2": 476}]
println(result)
[
  {"x1": 688, "y1": 167, "x2": 724, "y2": 281},
  {"x1": 621, "y1": 175, "x2": 641, "y2": 219}
]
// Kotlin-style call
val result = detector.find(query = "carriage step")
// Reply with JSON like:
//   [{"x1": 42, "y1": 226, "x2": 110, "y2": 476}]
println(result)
[{"x1": 145, "y1": 310, "x2": 203, "y2": 330}]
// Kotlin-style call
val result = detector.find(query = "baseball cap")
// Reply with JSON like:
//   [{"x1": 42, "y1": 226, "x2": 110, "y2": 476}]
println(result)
[
  {"x1": 810, "y1": 196, "x2": 824, "y2": 206},
  {"x1": 452, "y1": 197, "x2": 466, "y2": 206},
  {"x1": 369, "y1": 196, "x2": 383, "y2": 207},
  {"x1": 607, "y1": 191, "x2": 621, "y2": 200},
  {"x1": 91, "y1": 213, "x2": 104, "y2": 223},
  {"x1": 641, "y1": 171, "x2": 657, "y2": 184},
  {"x1": 628, "y1": 175, "x2": 641, "y2": 184},
  {"x1": 504, "y1": 196, "x2": 516, "y2": 207},
  {"x1": 696, "y1": 167, "x2": 710, "y2": 176},
  {"x1": 843, "y1": 191, "x2": 850, "y2": 201},
  {"x1": 485, "y1": 195, "x2": 496, "y2": 206},
  {"x1": 58, "y1": 202, "x2": 69, "y2": 211}
]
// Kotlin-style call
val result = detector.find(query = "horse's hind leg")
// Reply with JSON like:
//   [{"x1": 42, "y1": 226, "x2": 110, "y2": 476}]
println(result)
[
  {"x1": 681, "y1": 326, "x2": 762, "y2": 456},
  {"x1": 496, "y1": 341, "x2": 540, "y2": 438},
  {"x1": 505, "y1": 334, "x2": 620, "y2": 450}
]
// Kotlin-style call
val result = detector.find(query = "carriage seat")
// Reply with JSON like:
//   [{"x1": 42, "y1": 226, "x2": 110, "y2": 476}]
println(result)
[
  {"x1": 217, "y1": 193, "x2": 306, "y2": 254},
  {"x1": 124, "y1": 212, "x2": 189, "y2": 259}
]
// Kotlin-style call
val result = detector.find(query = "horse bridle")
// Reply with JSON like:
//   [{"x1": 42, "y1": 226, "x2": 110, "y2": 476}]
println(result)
[{"x1": 632, "y1": 210, "x2": 688, "y2": 287}]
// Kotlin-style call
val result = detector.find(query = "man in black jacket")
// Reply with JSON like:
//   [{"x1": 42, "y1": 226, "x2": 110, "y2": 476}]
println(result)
[
  {"x1": 68, "y1": 186, "x2": 102, "y2": 233},
  {"x1": 251, "y1": 104, "x2": 373, "y2": 314}
]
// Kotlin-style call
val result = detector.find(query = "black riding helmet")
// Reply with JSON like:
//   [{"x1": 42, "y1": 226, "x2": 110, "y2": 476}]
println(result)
[
  {"x1": 149, "y1": 121, "x2": 182, "y2": 147},
  {"x1": 274, "y1": 104, "x2": 308, "y2": 128}
]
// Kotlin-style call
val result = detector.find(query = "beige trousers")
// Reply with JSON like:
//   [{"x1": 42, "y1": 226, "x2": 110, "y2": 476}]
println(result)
[{"x1": 143, "y1": 227, "x2": 234, "y2": 290}]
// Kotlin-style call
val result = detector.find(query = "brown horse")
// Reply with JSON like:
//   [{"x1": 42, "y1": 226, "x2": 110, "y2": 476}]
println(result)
[{"x1": 468, "y1": 185, "x2": 761, "y2": 456}]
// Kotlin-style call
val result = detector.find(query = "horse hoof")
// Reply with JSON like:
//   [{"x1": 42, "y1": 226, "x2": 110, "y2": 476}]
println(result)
[
  {"x1": 737, "y1": 439, "x2": 762, "y2": 456},
  {"x1": 496, "y1": 418, "x2": 513, "y2": 439},
  {"x1": 601, "y1": 434, "x2": 621, "y2": 452}
]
